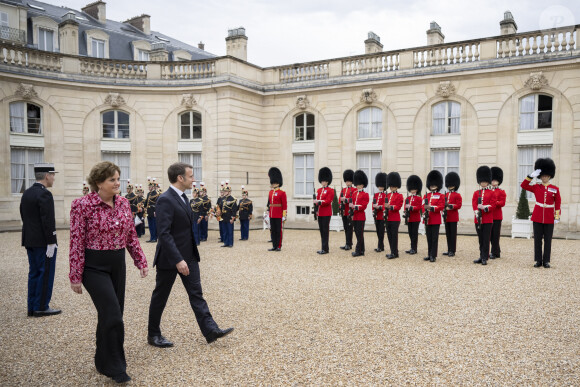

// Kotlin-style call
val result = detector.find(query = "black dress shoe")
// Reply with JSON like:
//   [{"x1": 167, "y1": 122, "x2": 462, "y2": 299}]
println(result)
[
  {"x1": 495, "y1": 254, "x2": 501, "y2": 258},
  {"x1": 351, "y1": 251, "x2": 364, "y2": 257},
  {"x1": 268, "y1": 248, "x2": 277, "y2": 251},
  {"x1": 146, "y1": 240, "x2": 154, "y2": 243},
  {"x1": 386, "y1": 254, "x2": 399, "y2": 259},
  {"x1": 543, "y1": 262, "x2": 551, "y2": 268},
  {"x1": 406, "y1": 249, "x2": 417, "y2": 255},
  {"x1": 423, "y1": 257, "x2": 430, "y2": 261},
  {"x1": 429, "y1": 256, "x2": 436, "y2": 262},
  {"x1": 340, "y1": 245, "x2": 347, "y2": 250},
  {"x1": 534, "y1": 262, "x2": 542, "y2": 268},
  {"x1": 374, "y1": 248, "x2": 384, "y2": 252},
  {"x1": 473, "y1": 258, "x2": 483, "y2": 264},
  {"x1": 206, "y1": 327, "x2": 234, "y2": 344},
  {"x1": 317, "y1": 250, "x2": 329, "y2": 254},
  {"x1": 275, "y1": 248, "x2": 281, "y2": 251},
  {"x1": 112, "y1": 372, "x2": 131, "y2": 384},
  {"x1": 482, "y1": 260, "x2": 487, "y2": 266},
  {"x1": 345, "y1": 245, "x2": 352, "y2": 250},
  {"x1": 447, "y1": 252, "x2": 455, "y2": 257},
  {"x1": 442, "y1": 251, "x2": 449, "y2": 256},
  {"x1": 27, "y1": 311, "x2": 33, "y2": 317},
  {"x1": 148, "y1": 335, "x2": 174, "y2": 348},
  {"x1": 221, "y1": 244, "x2": 228, "y2": 247},
  {"x1": 33, "y1": 307, "x2": 61, "y2": 317},
  {"x1": 489, "y1": 254, "x2": 496, "y2": 259}
]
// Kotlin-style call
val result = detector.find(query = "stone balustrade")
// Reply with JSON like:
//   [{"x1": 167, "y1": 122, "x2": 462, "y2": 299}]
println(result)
[
  {"x1": 342, "y1": 51, "x2": 400, "y2": 75},
  {"x1": 413, "y1": 41, "x2": 480, "y2": 68},
  {"x1": 497, "y1": 26, "x2": 577, "y2": 58},
  {"x1": 80, "y1": 58, "x2": 147, "y2": 79},
  {"x1": 278, "y1": 61, "x2": 329, "y2": 83},
  {"x1": 1, "y1": 45, "x2": 61, "y2": 72},
  {"x1": 161, "y1": 61, "x2": 216, "y2": 79}
]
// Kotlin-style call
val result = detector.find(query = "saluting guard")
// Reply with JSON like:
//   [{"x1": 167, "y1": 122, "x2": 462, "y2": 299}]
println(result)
[
  {"x1": 220, "y1": 183, "x2": 238, "y2": 247},
  {"x1": 385, "y1": 172, "x2": 403, "y2": 259},
  {"x1": 314, "y1": 167, "x2": 335, "y2": 254},
  {"x1": 238, "y1": 186, "x2": 253, "y2": 240},
  {"x1": 443, "y1": 172, "x2": 462, "y2": 257},
  {"x1": 521, "y1": 158, "x2": 561, "y2": 268},
  {"x1": 135, "y1": 184, "x2": 146, "y2": 237},
  {"x1": 490, "y1": 167, "x2": 506, "y2": 259},
  {"x1": 145, "y1": 177, "x2": 161, "y2": 243},
  {"x1": 199, "y1": 183, "x2": 210, "y2": 241},
  {"x1": 350, "y1": 170, "x2": 369, "y2": 257},
  {"x1": 404, "y1": 175, "x2": 423, "y2": 255},
  {"x1": 372, "y1": 172, "x2": 388, "y2": 253},
  {"x1": 473, "y1": 166, "x2": 496, "y2": 266},
  {"x1": 268, "y1": 167, "x2": 287, "y2": 251},
  {"x1": 422, "y1": 170, "x2": 445, "y2": 262},
  {"x1": 339, "y1": 169, "x2": 357, "y2": 251},
  {"x1": 190, "y1": 183, "x2": 203, "y2": 246}
]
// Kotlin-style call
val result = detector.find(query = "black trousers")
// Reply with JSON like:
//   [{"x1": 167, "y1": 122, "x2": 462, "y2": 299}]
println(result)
[
  {"x1": 425, "y1": 224, "x2": 440, "y2": 258},
  {"x1": 270, "y1": 218, "x2": 283, "y2": 249},
  {"x1": 533, "y1": 222, "x2": 554, "y2": 264},
  {"x1": 386, "y1": 221, "x2": 400, "y2": 255},
  {"x1": 353, "y1": 220, "x2": 365, "y2": 254},
  {"x1": 445, "y1": 221, "x2": 458, "y2": 253},
  {"x1": 490, "y1": 219, "x2": 502, "y2": 256},
  {"x1": 475, "y1": 223, "x2": 493, "y2": 260},
  {"x1": 342, "y1": 216, "x2": 353, "y2": 246},
  {"x1": 148, "y1": 259, "x2": 218, "y2": 338},
  {"x1": 318, "y1": 216, "x2": 331, "y2": 252},
  {"x1": 407, "y1": 222, "x2": 419, "y2": 251},
  {"x1": 82, "y1": 249, "x2": 127, "y2": 377},
  {"x1": 375, "y1": 219, "x2": 385, "y2": 250}
]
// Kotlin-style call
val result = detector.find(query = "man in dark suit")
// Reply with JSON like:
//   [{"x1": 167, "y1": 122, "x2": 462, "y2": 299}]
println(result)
[
  {"x1": 147, "y1": 162, "x2": 233, "y2": 347},
  {"x1": 20, "y1": 163, "x2": 61, "y2": 317}
]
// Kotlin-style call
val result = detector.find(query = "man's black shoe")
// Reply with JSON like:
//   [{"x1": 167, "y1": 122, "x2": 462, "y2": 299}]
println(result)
[
  {"x1": 423, "y1": 257, "x2": 430, "y2": 261},
  {"x1": 351, "y1": 251, "x2": 364, "y2": 257},
  {"x1": 534, "y1": 262, "x2": 542, "y2": 268},
  {"x1": 442, "y1": 252, "x2": 449, "y2": 256},
  {"x1": 429, "y1": 256, "x2": 436, "y2": 262},
  {"x1": 206, "y1": 327, "x2": 234, "y2": 344},
  {"x1": 386, "y1": 254, "x2": 399, "y2": 259},
  {"x1": 489, "y1": 254, "x2": 496, "y2": 259},
  {"x1": 473, "y1": 258, "x2": 483, "y2": 264},
  {"x1": 221, "y1": 244, "x2": 228, "y2": 247},
  {"x1": 268, "y1": 248, "x2": 277, "y2": 251},
  {"x1": 406, "y1": 249, "x2": 417, "y2": 255},
  {"x1": 543, "y1": 262, "x2": 551, "y2": 268},
  {"x1": 340, "y1": 245, "x2": 347, "y2": 250},
  {"x1": 317, "y1": 250, "x2": 329, "y2": 254},
  {"x1": 146, "y1": 240, "x2": 154, "y2": 243},
  {"x1": 374, "y1": 248, "x2": 384, "y2": 252},
  {"x1": 495, "y1": 254, "x2": 501, "y2": 258},
  {"x1": 482, "y1": 260, "x2": 488, "y2": 266},
  {"x1": 147, "y1": 335, "x2": 174, "y2": 348},
  {"x1": 447, "y1": 252, "x2": 455, "y2": 257},
  {"x1": 112, "y1": 372, "x2": 131, "y2": 384},
  {"x1": 275, "y1": 248, "x2": 281, "y2": 251},
  {"x1": 33, "y1": 307, "x2": 61, "y2": 317}
]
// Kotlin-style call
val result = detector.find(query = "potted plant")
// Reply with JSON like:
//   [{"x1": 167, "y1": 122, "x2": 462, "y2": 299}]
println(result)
[
  {"x1": 511, "y1": 188, "x2": 533, "y2": 239},
  {"x1": 329, "y1": 187, "x2": 344, "y2": 232}
]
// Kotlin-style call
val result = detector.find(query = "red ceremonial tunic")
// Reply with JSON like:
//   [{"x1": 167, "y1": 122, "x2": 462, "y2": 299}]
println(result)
[
  {"x1": 422, "y1": 191, "x2": 445, "y2": 225},
  {"x1": 492, "y1": 187, "x2": 506, "y2": 221},
  {"x1": 340, "y1": 186, "x2": 357, "y2": 217},
  {"x1": 444, "y1": 190, "x2": 462, "y2": 223},
  {"x1": 521, "y1": 178, "x2": 561, "y2": 224},
  {"x1": 352, "y1": 190, "x2": 369, "y2": 221},
  {"x1": 386, "y1": 191, "x2": 404, "y2": 222},
  {"x1": 373, "y1": 191, "x2": 387, "y2": 221},
  {"x1": 472, "y1": 187, "x2": 496, "y2": 224},
  {"x1": 69, "y1": 192, "x2": 147, "y2": 284},
  {"x1": 268, "y1": 188, "x2": 287, "y2": 219},
  {"x1": 316, "y1": 186, "x2": 335, "y2": 217},
  {"x1": 405, "y1": 194, "x2": 423, "y2": 223}
]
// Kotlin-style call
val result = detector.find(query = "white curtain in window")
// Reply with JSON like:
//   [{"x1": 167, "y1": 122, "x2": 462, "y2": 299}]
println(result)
[
  {"x1": 10, "y1": 102, "x2": 25, "y2": 132},
  {"x1": 449, "y1": 102, "x2": 461, "y2": 134},
  {"x1": 447, "y1": 150, "x2": 459, "y2": 172},
  {"x1": 358, "y1": 109, "x2": 370, "y2": 138},
  {"x1": 27, "y1": 149, "x2": 43, "y2": 188},
  {"x1": 432, "y1": 103, "x2": 446, "y2": 135},
  {"x1": 102, "y1": 152, "x2": 130, "y2": 193},
  {"x1": 305, "y1": 154, "x2": 314, "y2": 195},
  {"x1": 519, "y1": 95, "x2": 535, "y2": 130},
  {"x1": 371, "y1": 107, "x2": 382, "y2": 138},
  {"x1": 10, "y1": 149, "x2": 25, "y2": 193},
  {"x1": 294, "y1": 154, "x2": 314, "y2": 196},
  {"x1": 517, "y1": 146, "x2": 551, "y2": 199}
]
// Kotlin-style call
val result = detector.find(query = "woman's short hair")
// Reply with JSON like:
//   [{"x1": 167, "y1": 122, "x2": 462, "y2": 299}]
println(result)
[{"x1": 87, "y1": 161, "x2": 121, "y2": 192}]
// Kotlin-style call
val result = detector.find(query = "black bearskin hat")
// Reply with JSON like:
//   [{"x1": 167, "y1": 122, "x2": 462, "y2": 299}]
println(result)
[
  {"x1": 445, "y1": 172, "x2": 461, "y2": 190},
  {"x1": 491, "y1": 167, "x2": 503, "y2": 185},
  {"x1": 476, "y1": 166, "x2": 492, "y2": 185},
  {"x1": 343, "y1": 169, "x2": 354, "y2": 183},
  {"x1": 426, "y1": 170, "x2": 443, "y2": 192},
  {"x1": 268, "y1": 167, "x2": 283, "y2": 186},
  {"x1": 353, "y1": 170, "x2": 368, "y2": 188},
  {"x1": 375, "y1": 172, "x2": 387, "y2": 189},
  {"x1": 318, "y1": 167, "x2": 333, "y2": 185},
  {"x1": 406, "y1": 175, "x2": 423, "y2": 193},
  {"x1": 534, "y1": 158, "x2": 556, "y2": 179},
  {"x1": 387, "y1": 172, "x2": 402, "y2": 189}
]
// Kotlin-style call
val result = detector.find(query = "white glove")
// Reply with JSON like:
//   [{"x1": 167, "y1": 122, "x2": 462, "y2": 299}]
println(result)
[
  {"x1": 530, "y1": 169, "x2": 542, "y2": 178},
  {"x1": 554, "y1": 219, "x2": 560, "y2": 224},
  {"x1": 46, "y1": 244, "x2": 57, "y2": 258},
  {"x1": 474, "y1": 210, "x2": 479, "y2": 216},
  {"x1": 282, "y1": 217, "x2": 286, "y2": 222}
]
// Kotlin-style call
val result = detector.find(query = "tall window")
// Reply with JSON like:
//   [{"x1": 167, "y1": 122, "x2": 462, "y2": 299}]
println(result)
[
  {"x1": 11, "y1": 147, "x2": 44, "y2": 193},
  {"x1": 0, "y1": 12, "x2": 8, "y2": 27},
  {"x1": 138, "y1": 49, "x2": 150, "y2": 61},
  {"x1": 179, "y1": 111, "x2": 202, "y2": 140},
  {"x1": 294, "y1": 113, "x2": 314, "y2": 141},
  {"x1": 358, "y1": 107, "x2": 382, "y2": 139},
  {"x1": 432, "y1": 101, "x2": 460, "y2": 135},
  {"x1": 38, "y1": 28, "x2": 54, "y2": 51},
  {"x1": 10, "y1": 102, "x2": 42, "y2": 134},
  {"x1": 357, "y1": 152, "x2": 381, "y2": 195},
  {"x1": 432, "y1": 149, "x2": 459, "y2": 176},
  {"x1": 179, "y1": 152, "x2": 202, "y2": 181},
  {"x1": 517, "y1": 146, "x2": 552, "y2": 199},
  {"x1": 102, "y1": 110, "x2": 129, "y2": 139},
  {"x1": 520, "y1": 94, "x2": 552, "y2": 130},
  {"x1": 294, "y1": 154, "x2": 314, "y2": 196},
  {"x1": 101, "y1": 152, "x2": 130, "y2": 193},
  {"x1": 91, "y1": 38, "x2": 105, "y2": 58}
]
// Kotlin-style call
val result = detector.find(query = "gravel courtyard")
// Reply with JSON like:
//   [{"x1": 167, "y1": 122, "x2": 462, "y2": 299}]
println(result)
[{"x1": 1, "y1": 228, "x2": 579, "y2": 385}]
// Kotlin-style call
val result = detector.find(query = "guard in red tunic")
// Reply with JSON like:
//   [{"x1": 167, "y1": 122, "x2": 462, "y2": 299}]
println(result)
[
  {"x1": 339, "y1": 170, "x2": 357, "y2": 251},
  {"x1": 372, "y1": 172, "x2": 388, "y2": 253},
  {"x1": 490, "y1": 167, "x2": 506, "y2": 259},
  {"x1": 404, "y1": 175, "x2": 423, "y2": 255},
  {"x1": 521, "y1": 158, "x2": 561, "y2": 268},
  {"x1": 472, "y1": 166, "x2": 497, "y2": 266},
  {"x1": 422, "y1": 170, "x2": 445, "y2": 262},
  {"x1": 443, "y1": 172, "x2": 462, "y2": 257},
  {"x1": 350, "y1": 170, "x2": 369, "y2": 257},
  {"x1": 314, "y1": 167, "x2": 335, "y2": 254},
  {"x1": 268, "y1": 167, "x2": 287, "y2": 251},
  {"x1": 385, "y1": 172, "x2": 404, "y2": 259}
]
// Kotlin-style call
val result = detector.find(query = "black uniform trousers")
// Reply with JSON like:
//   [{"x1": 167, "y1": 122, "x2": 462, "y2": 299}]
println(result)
[
  {"x1": 533, "y1": 222, "x2": 554, "y2": 264},
  {"x1": 318, "y1": 216, "x2": 331, "y2": 252},
  {"x1": 490, "y1": 219, "x2": 502, "y2": 256},
  {"x1": 425, "y1": 224, "x2": 440, "y2": 258},
  {"x1": 445, "y1": 221, "x2": 458, "y2": 253},
  {"x1": 386, "y1": 221, "x2": 400, "y2": 255},
  {"x1": 407, "y1": 222, "x2": 419, "y2": 251},
  {"x1": 353, "y1": 220, "x2": 365, "y2": 254},
  {"x1": 82, "y1": 249, "x2": 127, "y2": 378},
  {"x1": 270, "y1": 217, "x2": 283, "y2": 249},
  {"x1": 341, "y1": 216, "x2": 353, "y2": 246},
  {"x1": 374, "y1": 219, "x2": 385, "y2": 250},
  {"x1": 475, "y1": 223, "x2": 493, "y2": 260}
]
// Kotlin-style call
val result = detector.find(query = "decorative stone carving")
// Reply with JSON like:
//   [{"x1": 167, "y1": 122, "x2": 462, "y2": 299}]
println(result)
[
  {"x1": 524, "y1": 72, "x2": 548, "y2": 90},
  {"x1": 360, "y1": 88, "x2": 377, "y2": 104},
  {"x1": 104, "y1": 92, "x2": 125, "y2": 107},
  {"x1": 15, "y1": 83, "x2": 38, "y2": 100},
  {"x1": 436, "y1": 81, "x2": 456, "y2": 98},
  {"x1": 181, "y1": 94, "x2": 197, "y2": 108},
  {"x1": 296, "y1": 95, "x2": 309, "y2": 110}
]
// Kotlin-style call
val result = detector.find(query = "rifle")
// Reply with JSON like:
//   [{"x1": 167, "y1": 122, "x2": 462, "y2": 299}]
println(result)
[
  {"x1": 443, "y1": 192, "x2": 449, "y2": 223},
  {"x1": 313, "y1": 183, "x2": 319, "y2": 220},
  {"x1": 422, "y1": 192, "x2": 430, "y2": 225},
  {"x1": 476, "y1": 190, "x2": 483, "y2": 230},
  {"x1": 403, "y1": 195, "x2": 410, "y2": 226},
  {"x1": 372, "y1": 196, "x2": 378, "y2": 221},
  {"x1": 348, "y1": 191, "x2": 355, "y2": 221},
  {"x1": 382, "y1": 192, "x2": 390, "y2": 223}
]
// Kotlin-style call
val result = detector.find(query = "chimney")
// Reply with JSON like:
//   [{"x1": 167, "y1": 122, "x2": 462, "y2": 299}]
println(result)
[
  {"x1": 426, "y1": 21, "x2": 444, "y2": 45},
  {"x1": 81, "y1": 1, "x2": 106, "y2": 24},
  {"x1": 150, "y1": 42, "x2": 168, "y2": 61},
  {"x1": 59, "y1": 12, "x2": 79, "y2": 55},
  {"x1": 226, "y1": 27, "x2": 247, "y2": 61},
  {"x1": 124, "y1": 14, "x2": 151, "y2": 35},
  {"x1": 500, "y1": 10, "x2": 518, "y2": 35},
  {"x1": 364, "y1": 31, "x2": 383, "y2": 54},
  {"x1": 198, "y1": 41, "x2": 205, "y2": 50}
]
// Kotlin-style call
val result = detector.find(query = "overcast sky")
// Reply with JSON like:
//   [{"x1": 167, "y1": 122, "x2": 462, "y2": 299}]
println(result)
[{"x1": 49, "y1": 0, "x2": 578, "y2": 67}]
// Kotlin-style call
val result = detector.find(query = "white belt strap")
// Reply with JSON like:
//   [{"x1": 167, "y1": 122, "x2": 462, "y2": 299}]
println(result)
[{"x1": 535, "y1": 202, "x2": 555, "y2": 208}]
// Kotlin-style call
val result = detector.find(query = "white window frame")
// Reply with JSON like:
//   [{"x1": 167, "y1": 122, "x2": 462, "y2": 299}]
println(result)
[
  {"x1": 101, "y1": 152, "x2": 131, "y2": 193},
  {"x1": 357, "y1": 107, "x2": 382, "y2": 139},
  {"x1": 431, "y1": 149, "x2": 460, "y2": 192},
  {"x1": 38, "y1": 27, "x2": 54, "y2": 52},
  {"x1": 178, "y1": 152, "x2": 202, "y2": 194},
  {"x1": 102, "y1": 110, "x2": 130, "y2": 140},
  {"x1": 179, "y1": 111, "x2": 202, "y2": 140},
  {"x1": 432, "y1": 101, "x2": 461, "y2": 135},
  {"x1": 137, "y1": 49, "x2": 150, "y2": 61},
  {"x1": 9, "y1": 102, "x2": 42, "y2": 134},
  {"x1": 519, "y1": 94, "x2": 553, "y2": 131},
  {"x1": 294, "y1": 153, "x2": 314, "y2": 198},
  {"x1": 294, "y1": 112, "x2": 315, "y2": 142},
  {"x1": 517, "y1": 146, "x2": 552, "y2": 200},
  {"x1": 10, "y1": 147, "x2": 44, "y2": 194},
  {"x1": 356, "y1": 152, "x2": 381, "y2": 195},
  {"x1": 92, "y1": 38, "x2": 105, "y2": 58},
  {"x1": 1, "y1": 12, "x2": 8, "y2": 27},
  {"x1": 86, "y1": 29, "x2": 109, "y2": 58}
]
